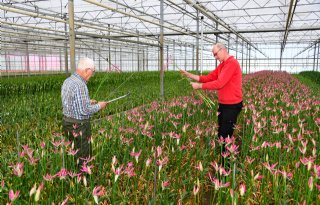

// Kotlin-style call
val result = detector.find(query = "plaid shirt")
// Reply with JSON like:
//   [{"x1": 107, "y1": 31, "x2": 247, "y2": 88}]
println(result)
[{"x1": 61, "y1": 73, "x2": 100, "y2": 120}]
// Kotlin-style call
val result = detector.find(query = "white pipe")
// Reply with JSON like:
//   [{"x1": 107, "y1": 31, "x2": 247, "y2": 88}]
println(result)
[
  {"x1": 0, "y1": 5, "x2": 139, "y2": 37},
  {"x1": 83, "y1": 0, "x2": 191, "y2": 35},
  {"x1": 200, "y1": 17, "x2": 204, "y2": 75},
  {"x1": 0, "y1": 20, "x2": 60, "y2": 33},
  {"x1": 0, "y1": 5, "x2": 66, "y2": 23}
]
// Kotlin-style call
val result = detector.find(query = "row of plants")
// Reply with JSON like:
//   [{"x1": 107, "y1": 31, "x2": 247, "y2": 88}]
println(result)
[
  {"x1": 1, "y1": 70, "x2": 319, "y2": 204},
  {"x1": 294, "y1": 71, "x2": 320, "y2": 97},
  {"x1": 0, "y1": 71, "x2": 184, "y2": 96},
  {"x1": 0, "y1": 71, "x2": 192, "y2": 152},
  {"x1": 299, "y1": 71, "x2": 320, "y2": 85}
]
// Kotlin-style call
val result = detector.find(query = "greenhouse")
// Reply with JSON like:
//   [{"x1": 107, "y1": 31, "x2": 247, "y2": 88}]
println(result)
[{"x1": 0, "y1": 0, "x2": 319, "y2": 204}]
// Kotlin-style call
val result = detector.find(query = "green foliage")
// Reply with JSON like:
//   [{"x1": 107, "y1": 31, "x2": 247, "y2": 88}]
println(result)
[
  {"x1": 1, "y1": 70, "x2": 319, "y2": 204},
  {"x1": 0, "y1": 75, "x2": 68, "y2": 96},
  {"x1": 294, "y1": 71, "x2": 320, "y2": 96},
  {"x1": 298, "y1": 71, "x2": 320, "y2": 85},
  {"x1": 0, "y1": 71, "x2": 192, "y2": 150}
]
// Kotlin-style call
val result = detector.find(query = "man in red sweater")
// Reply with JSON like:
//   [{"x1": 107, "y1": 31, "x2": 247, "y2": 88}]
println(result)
[{"x1": 180, "y1": 42, "x2": 243, "y2": 150}]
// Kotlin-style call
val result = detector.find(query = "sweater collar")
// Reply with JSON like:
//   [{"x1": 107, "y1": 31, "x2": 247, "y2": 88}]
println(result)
[{"x1": 73, "y1": 73, "x2": 87, "y2": 84}]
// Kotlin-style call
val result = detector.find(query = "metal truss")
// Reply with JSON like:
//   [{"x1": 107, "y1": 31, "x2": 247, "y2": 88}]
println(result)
[{"x1": 1, "y1": 0, "x2": 320, "y2": 72}]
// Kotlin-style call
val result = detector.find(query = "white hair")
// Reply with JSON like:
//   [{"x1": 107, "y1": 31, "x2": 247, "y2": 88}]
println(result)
[
  {"x1": 212, "y1": 43, "x2": 226, "y2": 50},
  {"x1": 77, "y1": 57, "x2": 95, "y2": 70}
]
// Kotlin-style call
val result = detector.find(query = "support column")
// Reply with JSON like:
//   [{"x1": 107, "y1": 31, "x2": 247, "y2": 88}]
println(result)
[
  {"x1": 98, "y1": 45, "x2": 101, "y2": 71},
  {"x1": 249, "y1": 46, "x2": 251, "y2": 74},
  {"x1": 245, "y1": 43, "x2": 248, "y2": 74},
  {"x1": 166, "y1": 45, "x2": 169, "y2": 71},
  {"x1": 215, "y1": 22, "x2": 219, "y2": 68},
  {"x1": 120, "y1": 47, "x2": 123, "y2": 71},
  {"x1": 115, "y1": 47, "x2": 117, "y2": 70},
  {"x1": 39, "y1": 54, "x2": 41, "y2": 72},
  {"x1": 159, "y1": 0, "x2": 164, "y2": 99},
  {"x1": 44, "y1": 53, "x2": 47, "y2": 72},
  {"x1": 173, "y1": 40, "x2": 176, "y2": 71},
  {"x1": 131, "y1": 47, "x2": 134, "y2": 72},
  {"x1": 241, "y1": 41, "x2": 244, "y2": 70},
  {"x1": 317, "y1": 42, "x2": 320, "y2": 71},
  {"x1": 64, "y1": 13, "x2": 69, "y2": 75},
  {"x1": 313, "y1": 43, "x2": 317, "y2": 71},
  {"x1": 227, "y1": 33, "x2": 230, "y2": 52},
  {"x1": 108, "y1": 24, "x2": 111, "y2": 71},
  {"x1": 26, "y1": 43, "x2": 30, "y2": 76},
  {"x1": 68, "y1": 0, "x2": 75, "y2": 73},
  {"x1": 184, "y1": 45, "x2": 187, "y2": 70},
  {"x1": 196, "y1": 10, "x2": 199, "y2": 73},
  {"x1": 236, "y1": 35, "x2": 238, "y2": 59},
  {"x1": 137, "y1": 31, "x2": 140, "y2": 72},
  {"x1": 5, "y1": 52, "x2": 9, "y2": 76},
  {"x1": 192, "y1": 44, "x2": 195, "y2": 70},
  {"x1": 200, "y1": 16, "x2": 204, "y2": 75},
  {"x1": 59, "y1": 48, "x2": 62, "y2": 72},
  {"x1": 146, "y1": 47, "x2": 149, "y2": 71}
]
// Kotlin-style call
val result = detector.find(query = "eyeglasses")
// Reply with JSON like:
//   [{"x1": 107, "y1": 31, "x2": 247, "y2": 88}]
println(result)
[
  {"x1": 88, "y1": 67, "x2": 95, "y2": 73},
  {"x1": 213, "y1": 48, "x2": 222, "y2": 57}
]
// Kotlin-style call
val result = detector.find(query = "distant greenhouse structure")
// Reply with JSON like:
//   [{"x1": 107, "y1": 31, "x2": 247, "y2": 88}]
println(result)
[{"x1": 1, "y1": 0, "x2": 319, "y2": 76}]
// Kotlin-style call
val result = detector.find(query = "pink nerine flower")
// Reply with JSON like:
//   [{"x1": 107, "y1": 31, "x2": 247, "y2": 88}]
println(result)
[
  {"x1": 226, "y1": 143, "x2": 239, "y2": 155},
  {"x1": 145, "y1": 158, "x2": 152, "y2": 167},
  {"x1": 67, "y1": 148, "x2": 79, "y2": 156},
  {"x1": 35, "y1": 182, "x2": 44, "y2": 202},
  {"x1": 195, "y1": 161, "x2": 203, "y2": 172},
  {"x1": 156, "y1": 156, "x2": 169, "y2": 172},
  {"x1": 156, "y1": 146, "x2": 162, "y2": 157},
  {"x1": 124, "y1": 162, "x2": 136, "y2": 177},
  {"x1": 55, "y1": 168, "x2": 68, "y2": 180},
  {"x1": 43, "y1": 173, "x2": 55, "y2": 181},
  {"x1": 263, "y1": 162, "x2": 278, "y2": 174},
  {"x1": 113, "y1": 166, "x2": 123, "y2": 182},
  {"x1": 93, "y1": 185, "x2": 105, "y2": 204},
  {"x1": 314, "y1": 165, "x2": 320, "y2": 179},
  {"x1": 239, "y1": 183, "x2": 246, "y2": 196},
  {"x1": 161, "y1": 180, "x2": 170, "y2": 190},
  {"x1": 300, "y1": 156, "x2": 315, "y2": 171},
  {"x1": 9, "y1": 189, "x2": 20, "y2": 202},
  {"x1": 93, "y1": 185, "x2": 105, "y2": 196},
  {"x1": 193, "y1": 185, "x2": 200, "y2": 195},
  {"x1": 13, "y1": 162, "x2": 24, "y2": 177},
  {"x1": 130, "y1": 149, "x2": 142, "y2": 163},
  {"x1": 208, "y1": 173, "x2": 230, "y2": 190},
  {"x1": 308, "y1": 176, "x2": 313, "y2": 191},
  {"x1": 29, "y1": 183, "x2": 37, "y2": 197},
  {"x1": 81, "y1": 163, "x2": 93, "y2": 175}
]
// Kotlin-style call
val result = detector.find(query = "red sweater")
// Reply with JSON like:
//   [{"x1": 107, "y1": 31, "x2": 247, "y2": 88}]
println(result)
[{"x1": 199, "y1": 56, "x2": 242, "y2": 104}]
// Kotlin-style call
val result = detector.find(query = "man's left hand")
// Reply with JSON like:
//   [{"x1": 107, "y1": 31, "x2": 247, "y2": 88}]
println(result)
[
  {"x1": 191, "y1": 82, "x2": 202, "y2": 90},
  {"x1": 90, "y1": 99, "x2": 98, "y2": 105}
]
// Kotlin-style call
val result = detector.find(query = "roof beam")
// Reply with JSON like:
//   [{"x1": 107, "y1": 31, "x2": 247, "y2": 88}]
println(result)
[
  {"x1": 281, "y1": 0, "x2": 298, "y2": 54},
  {"x1": 293, "y1": 38, "x2": 320, "y2": 58},
  {"x1": 82, "y1": 0, "x2": 217, "y2": 44},
  {"x1": 110, "y1": 26, "x2": 320, "y2": 38},
  {"x1": 182, "y1": 0, "x2": 267, "y2": 57}
]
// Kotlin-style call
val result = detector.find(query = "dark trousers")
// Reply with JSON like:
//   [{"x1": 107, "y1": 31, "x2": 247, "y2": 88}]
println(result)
[
  {"x1": 218, "y1": 101, "x2": 243, "y2": 139},
  {"x1": 62, "y1": 117, "x2": 92, "y2": 167}
]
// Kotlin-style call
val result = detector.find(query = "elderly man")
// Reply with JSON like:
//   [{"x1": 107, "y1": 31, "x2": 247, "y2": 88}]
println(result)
[
  {"x1": 61, "y1": 57, "x2": 107, "y2": 167},
  {"x1": 180, "y1": 43, "x2": 243, "y2": 154}
]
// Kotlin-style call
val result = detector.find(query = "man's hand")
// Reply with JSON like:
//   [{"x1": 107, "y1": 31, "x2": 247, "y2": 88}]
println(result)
[
  {"x1": 180, "y1": 69, "x2": 200, "y2": 82},
  {"x1": 90, "y1": 99, "x2": 98, "y2": 105},
  {"x1": 179, "y1": 69, "x2": 190, "y2": 78},
  {"x1": 98, "y1": 101, "x2": 108, "y2": 110},
  {"x1": 191, "y1": 82, "x2": 202, "y2": 90}
]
